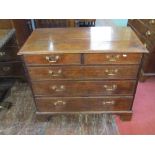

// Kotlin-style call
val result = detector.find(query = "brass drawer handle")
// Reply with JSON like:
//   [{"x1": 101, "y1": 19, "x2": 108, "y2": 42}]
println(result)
[
  {"x1": 45, "y1": 55, "x2": 60, "y2": 63},
  {"x1": 2, "y1": 66, "x2": 11, "y2": 72},
  {"x1": 102, "y1": 101, "x2": 115, "y2": 105},
  {"x1": 105, "y1": 69, "x2": 118, "y2": 76},
  {"x1": 122, "y1": 54, "x2": 127, "y2": 57},
  {"x1": 149, "y1": 20, "x2": 155, "y2": 24},
  {"x1": 53, "y1": 100, "x2": 66, "y2": 106},
  {"x1": 48, "y1": 69, "x2": 62, "y2": 77},
  {"x1": 145, "y1": 30, "x2": 151, "y2": 36},
  {"x1": 104, "y1": 84, "x2": 117, "y2": 91},
  {"x1": 144, "y1": 43, "x2": 147, "y2": 48},
  {"x1": 50, "y1": 85, "x2": 65, "y2": 92},
  {"x1": 0, "y1": 52, "x2": 5, "y2": 56},
  {"x1": 106, "y1": 54, "x2": 120, "y2": 62}
]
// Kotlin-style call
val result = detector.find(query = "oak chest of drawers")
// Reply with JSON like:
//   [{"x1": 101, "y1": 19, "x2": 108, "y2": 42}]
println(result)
[
  {"x1": 128, "y1": 19, "x2": 155, "y2": 81},
  {"x1": 18, "y1": 27, "x2": 148, "y2": 121}
]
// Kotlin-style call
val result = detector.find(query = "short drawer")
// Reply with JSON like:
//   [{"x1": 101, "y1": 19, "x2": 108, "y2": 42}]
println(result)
[
  {"x1": 0, "y1": 62, "x2": 24, "y2": 77},
  {"x1": 24, "y1": 54, "x2": 81, "y2": 65},
  {"x1": 32, "y1": 80, "x2": 136, "y2": 97},
  {"x1": 35, "y1": 96, "x2": 133, "y2": 112},
  {"x1": 84, "y1": 53, "x2": 142, "y2": 64},
  {"x1": 28, "y1": 65, "x2": 139, "y2": 80}
]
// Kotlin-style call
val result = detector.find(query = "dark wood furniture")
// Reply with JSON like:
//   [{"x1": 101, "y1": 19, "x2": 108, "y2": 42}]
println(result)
[
  {"x1": 128, "y1": 19, "x2": 155, "y2": 81},
  {"x1": 34, "y1": 19, "x2": 96, "y2": 28},
  {"x1": 18, "y1": 27, "x2": 148, "y2": 121},
  {"x1": 0, "y1": 29, "x2": 24, "y2": 106},
  {"x1": 0, "y1": 19, "x2": 32, "y2": 47}
]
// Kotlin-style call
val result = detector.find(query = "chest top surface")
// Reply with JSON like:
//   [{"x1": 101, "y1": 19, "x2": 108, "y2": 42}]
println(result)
[{"x1": 18, "y1": 27, "x2": 148, "y2": 55}]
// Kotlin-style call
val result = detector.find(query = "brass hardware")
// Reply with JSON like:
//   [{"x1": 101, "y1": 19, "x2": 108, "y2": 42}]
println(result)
[
  {"x1": 106, "y1": 54, "x2": 120, "y2": 62},
  {"x1": 145, "y1": 30, "x2": 151, "y2": 36},
  {"x1": 105, "y1": 69, "x2": 118, "y2": 76},
  {"x1": 144, "y1": 43, "x2": 147, "y2": 48},
  {"x1": 122, "y1": 54, "x2": 127, "y2": 57},
  {"x1": 104, "y1": 84, "x2": 117, "y2": 91},
  {"x1": 51, "y1": 85, "x2": 65, "y2": 92},
  {"x1": 48, "y1": 69, "x2": 62, "y2": 77},
  {"x1": 2, "y1": 66, "x2": 10, "y2": 72},
  {"x1": 53, "y1": 100, "x2": 66, "y2": 106},
  {"x1": 102, "y1": 101, "x2": 115, "y2": 105},
  {"x1": 149, "y1": 19, "x2": 155, "y2": 24},
  {"x1": 45, "y1": 55, "x2": 60, "y2": 63},
  {"x1": 0, "y1": 52, "x2": 5, "y2": 56}
]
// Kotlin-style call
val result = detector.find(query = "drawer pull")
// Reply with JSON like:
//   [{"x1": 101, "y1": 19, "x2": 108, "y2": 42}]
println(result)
[
  {"x1": 45, "y1": 55, "x2": 60, "y2": 63},
  {"x1": 2, "y1": 66, "x2": 11, "y2": 72},
  {"x1": 105, "y1": 69, "x2": 118, "y2": 76},
  {"x1": 51, "y1": 85, "x2": 65, "y2": 92},
  {"x1": 53, "y1": 100, "x2": 66, "y2": 106},
  {"x1": 104, "y1": 84, "x2": 117, "y2": 91},
  {"x1": 0, "y1": 52, "x2": 5, "y2": 56},
  {"x1": 106, "y1": 54, "x2": 120, "y2": 62},
  {"x1": 145, "y1": 30, "x2": 151, "y2": 36},
  {"x1": 144, "y1": 43, "x2": 147, "y2": 48},
  {"x1": 102, "y1": 101, "x2": 115, "y2": 105},
  {"x1": 149, "y1": 20, "x2": 155, "y2": 24},
  {"x1": 48, "y1": 69, "x2": 62, "y2": 77},
  {"x1": 122, "y1": 54, "x2": 127, "y2": 57}
]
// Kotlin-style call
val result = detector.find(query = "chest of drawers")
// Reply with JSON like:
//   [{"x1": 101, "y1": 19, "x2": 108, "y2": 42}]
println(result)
[
  {"x1": 128, "y1": 19, "x2": 155, "y2": 81},
  {"x1": 0, "y1": 29, "x2": 24, "y2": 102},
  {"x1": 18, "y1": 27, "x2": 148, "y2": 121}
]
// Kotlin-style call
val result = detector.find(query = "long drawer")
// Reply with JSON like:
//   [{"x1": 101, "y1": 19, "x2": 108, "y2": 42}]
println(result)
[
  {"x1": 84, "y1": 53, "x2": 142, "y2": 64},
  {"x1": 35, "y1": 96, "x2": 133, "y2": 112},
  {"x1": 32, "y1": 80, "x2": 136, "y2": 97},
  {"x1": 24, "y1": 54, "x2": 81, "y2": 65},
  {"x1": 28, "y1": 65, "x2": 139, "y2": 80}
]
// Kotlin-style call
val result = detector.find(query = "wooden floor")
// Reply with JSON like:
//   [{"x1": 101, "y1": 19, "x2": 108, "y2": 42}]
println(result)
[{"x1": 0, "y1": 82, "x2": 119, "y2": 135}]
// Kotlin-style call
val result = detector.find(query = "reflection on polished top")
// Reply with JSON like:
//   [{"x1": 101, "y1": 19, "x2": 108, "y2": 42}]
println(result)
[{"x1": 18, "y1": 27, "x2": 148, "y2": 55}]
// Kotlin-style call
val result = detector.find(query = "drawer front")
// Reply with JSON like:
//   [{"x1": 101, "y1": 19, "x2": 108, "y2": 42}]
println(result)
[
  {"x1": 32, "y1": 80, "x2": 136, "y2": 96},
  {"x1": 0, "y1": 46, "x2": 20, "y2": 61},
  {"x1": 0, "y1": 62, "x2": 24, "y2": 77},
  {"x1": 24, "y1": 54, "x2": 81, "y2": 65},
  {"x1": 35, "y1": 97, "x2": 133, "y2": 112},
  {"x1": 28, "y1": 65, "x2": 139, "y2": 80},
  {"x1": 84, "y1": 53, "x2": 142, "y2": 64}
]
